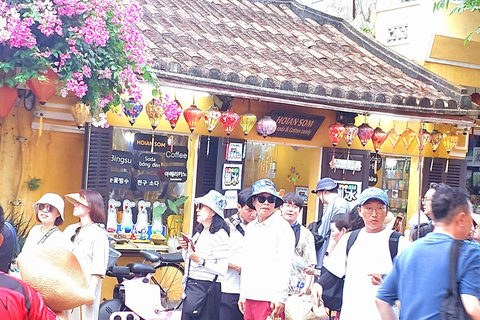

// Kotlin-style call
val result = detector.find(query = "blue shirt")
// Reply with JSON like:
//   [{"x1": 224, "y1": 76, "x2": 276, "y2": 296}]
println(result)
[{"x1": 377, "y1": 232, "x2": 480, "y2": 320}]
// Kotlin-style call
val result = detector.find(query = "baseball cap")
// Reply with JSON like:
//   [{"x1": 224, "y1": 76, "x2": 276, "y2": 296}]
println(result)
[
  {"x1": 311, "y1": 177, "x2": 337, "y2": 194},
  {"x1": 358, "y1": 187, "x2": 389, "y2": 206}
]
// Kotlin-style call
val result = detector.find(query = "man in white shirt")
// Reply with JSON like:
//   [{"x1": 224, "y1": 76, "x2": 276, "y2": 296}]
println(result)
[
  {"x1": 239, "y1": 179, "x2": 295, "y2": 320},
  {"x1": 312, "y1": 187, "x2": 409, "y2": 320},
  {"x1": 221, "y1": 188, "x2": 257, "y2": 320}
]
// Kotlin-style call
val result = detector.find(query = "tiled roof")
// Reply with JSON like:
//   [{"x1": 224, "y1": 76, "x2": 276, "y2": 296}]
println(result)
[{"x1": 138, "y1": 0, "x2": 477, "y2": 116}]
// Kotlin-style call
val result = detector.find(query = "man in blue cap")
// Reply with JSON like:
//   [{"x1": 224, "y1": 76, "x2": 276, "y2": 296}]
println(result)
[
  {"x1": 311, "y1": 177, "x2": 350, "y2": 268},
  {"x1": 311, "y1": 187, "x2": 408, "y2": 320}
]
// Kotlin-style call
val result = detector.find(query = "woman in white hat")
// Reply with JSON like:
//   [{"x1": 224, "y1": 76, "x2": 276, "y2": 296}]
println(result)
[
  {"x1": 180, "y1": 190, "x2": 230, "y2": 320},
  {"x1": 22, "y1": 193, "x2": 65, "y2": 252},
  {"x1": 63, "y1": 190, "x2": 109, "y2": 320}
]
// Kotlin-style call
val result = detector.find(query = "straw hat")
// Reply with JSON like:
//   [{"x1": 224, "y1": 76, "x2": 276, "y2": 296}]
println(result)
[{"x1": 65, "y1": 193, "x2": 89, "y2": 207}]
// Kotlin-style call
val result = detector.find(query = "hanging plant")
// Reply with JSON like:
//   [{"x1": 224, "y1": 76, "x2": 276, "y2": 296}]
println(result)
[
  {"x1": 0, "y1": 0, "x2": 157, "y2": 113},
  {"x1": 26, "y1": 177, "x2": 41, "y2": 191}
]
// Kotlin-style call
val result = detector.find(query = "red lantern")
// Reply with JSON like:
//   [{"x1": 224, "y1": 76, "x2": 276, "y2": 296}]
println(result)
[
  {"x1": 371, "y1": 127, "x2": 388, "y2": 153},
  {"x1": 328, "y1": 122, "x2": 346, "y2": 146},
  {"x1": 220, "y1": 110, "x2": 240, "y2": 136},
  {"x1": 183, "y1": 104, "x2": 203, "y2": 133},
  {"x1": 0, "y1": 85, "x2": 18, "y2": 118},
  {"x1": 357, "y1": 123, "x2": 374, "y2": 147},
  {"x1": 26, "y1": 68, "x2": 58, "y2": 105}
]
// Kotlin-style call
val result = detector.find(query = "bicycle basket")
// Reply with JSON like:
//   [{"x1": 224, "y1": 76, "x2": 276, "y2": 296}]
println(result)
[{"x1": 108, "y1": 247, "x2": 122, "y2": 269}]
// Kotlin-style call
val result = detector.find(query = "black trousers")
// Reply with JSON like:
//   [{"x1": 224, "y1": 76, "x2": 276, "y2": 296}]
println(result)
[
  {"x1": 220, "y1": 292, "x2": 244, "y2": 320},
  {"x1": 181, "y1": 279, "x2": 221, "y2": 320}
]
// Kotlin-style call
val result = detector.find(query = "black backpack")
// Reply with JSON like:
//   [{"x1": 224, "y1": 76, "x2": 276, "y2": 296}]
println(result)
[
  {"x1": 440, "y1": 240, "x2": 472, "y2": 320},
  {"x1": 318, "y1": 229, "x2": 401, "y2": 312},
  {"x1": 308, "y1": 220, "x2": 326, "y2": 251}
]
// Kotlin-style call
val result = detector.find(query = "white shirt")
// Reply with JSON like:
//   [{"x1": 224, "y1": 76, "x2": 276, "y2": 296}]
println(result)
[
  {"x1": 240, "y1": 212, "x2": 295, "y2": 303},
  {"x1": 221, "y1": 215, "x2": 247, "y2": 294},
  {"x1": 324, "y1": 228, "x2": 409, "y2": 320}
]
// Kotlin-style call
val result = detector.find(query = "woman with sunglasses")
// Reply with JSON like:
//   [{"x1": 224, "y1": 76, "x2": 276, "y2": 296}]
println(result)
[
  {"x1": 63, "y1": 190, "x2": 109, "y2": 320},
  {"x1": 23, "y1": 193, "x2": 65, "y2": 252},
  {"x1": 179, "y1": 190, "x2": 230, "y2": 320}
]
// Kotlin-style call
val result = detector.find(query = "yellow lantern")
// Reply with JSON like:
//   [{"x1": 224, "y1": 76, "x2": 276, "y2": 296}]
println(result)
[
  {"x1": 145, "y1": 98, "x2": 165, "y2": 130},
  {"x1": 239, "y1": 111, "x2": 257, "y2": 136},
  {"x1": 400, "y1": 127, "x2": 416, "y2": 150},
  {"x1": 203, "y1": 106, "x2": 222, "y2": 155},
  {"x1": 443, "y1": 130, "x2": 459, "y2": 173},
  {"x1": 387, "y1": 127, "x2": 400, "y2": 148},
  {"x1": 70, "y1": 102, "x2": 90, "y2": 129}
]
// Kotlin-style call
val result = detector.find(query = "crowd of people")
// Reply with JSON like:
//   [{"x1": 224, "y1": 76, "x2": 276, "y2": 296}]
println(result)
[{"x1": 1, "y1": 177, "x2": 480, "y2": 320}]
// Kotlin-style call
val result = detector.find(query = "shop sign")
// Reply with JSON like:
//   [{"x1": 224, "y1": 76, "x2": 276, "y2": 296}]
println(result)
[
  {"x1": 164, "y1": 166, "x2": 187, "y2": 182},
  {"x1": 135, "y1": 153, "x2": 161, "y2": 170},
  {"x1": 136, "y1": 174, "x2": 160, "y2": 191},
  {"x1": 368, "y1": 171, "x2": 378, "y2": 187},
  {"x1": 369, "y1": 154, "x2": 383, "y2": 171},
  {"x1": 165, "y1": 146, "x2": 188, "y2": 163},
  {"x1": 222, "y1": 164, "x2": 242, "y2": 190},
  {"x1": 109, "y1": 171, "x2": 132, "y2": 189},
  {"x1": 110, "y1": 150, "x2": 133, "y2": 169},
  {"x1": 133, "y1": 133, "x2": 168, "y2": 152},
  {"x1": 269, "y1": 111, "x2": 324, "y2": 140},
  {"x1": 226, "y1": 143, "x2": 243, "y2": 162},
  {"x1": 335, "y1": 180, "x2": 362, "y2": 207},
  {"x1": 329, "y1": 159, "x2": 362, "y2": 172}
]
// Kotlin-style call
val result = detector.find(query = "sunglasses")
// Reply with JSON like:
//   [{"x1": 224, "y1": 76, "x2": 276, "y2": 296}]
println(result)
[
  {"x1": 38, "y1": 204, "x2": 55, "y2": 212},
  {"x1": 256, "y1": 195, "x2": 276, "y2": 204}
]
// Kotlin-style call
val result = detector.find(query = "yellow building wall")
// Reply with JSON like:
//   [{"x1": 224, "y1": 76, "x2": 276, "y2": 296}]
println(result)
[{"x1": 0, "y1": 95, "x2": 84, "y2": 230}]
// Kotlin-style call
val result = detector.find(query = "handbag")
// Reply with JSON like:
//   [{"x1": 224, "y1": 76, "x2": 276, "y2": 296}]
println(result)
[{"x1": 182, "y1": 276, "x2": 218, "y2": 316}]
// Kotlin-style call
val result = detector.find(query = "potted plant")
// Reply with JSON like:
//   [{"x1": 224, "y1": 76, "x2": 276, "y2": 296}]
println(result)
[
  {"x1": 0, "y1": 0, "x2": 157, "y2": 115},
  {"x1": 165, "y1": 196, "x2": 188, "y2": 252}
]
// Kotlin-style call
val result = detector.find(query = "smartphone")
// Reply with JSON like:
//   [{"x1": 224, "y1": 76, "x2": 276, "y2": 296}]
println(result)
[{"x1": 180, "y1": 232, "x2": 195, "y2": 251}]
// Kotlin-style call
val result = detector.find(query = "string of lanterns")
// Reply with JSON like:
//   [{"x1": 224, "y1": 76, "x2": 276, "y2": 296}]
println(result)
[{"x1": 328, "y1": 120, "x2": 460, "y2": 172}]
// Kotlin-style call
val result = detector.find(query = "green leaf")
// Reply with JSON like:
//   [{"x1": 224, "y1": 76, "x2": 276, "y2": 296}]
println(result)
[
  {"x1": 173, "y1": 196, "x2": 189, "y2": 207},
  {"x1": 153, "y1": 205, "x2": 167, "y2": 217},
  {"x1": 167, "y1": 199, "x2": 178, "y2": 214}
]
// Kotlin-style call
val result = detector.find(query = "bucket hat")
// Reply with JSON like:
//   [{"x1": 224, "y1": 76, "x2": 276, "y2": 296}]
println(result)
[
  {"x1": 311, "y1": 177, "x2": 337, "y2": 194},
  {"x1": 247, "y1": 179, "x2": 284, "y2": 209},
  {"x1": 33, "y1": 193, "x2": 65, "y2": 220},
  {"x1": 194, "y1": 190, "x2": 226, "y2": 218},
  {"x1": 65, "y1": 193, "x2": 89, "y2": 207},
  {"x1": 358, "y1": 187, "x2": 389, "y2": 206}
]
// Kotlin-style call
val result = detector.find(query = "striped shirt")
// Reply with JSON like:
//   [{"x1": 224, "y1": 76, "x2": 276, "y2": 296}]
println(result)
[{"x1": 183, "y1": 229, "x2": 230, "y2": 282}]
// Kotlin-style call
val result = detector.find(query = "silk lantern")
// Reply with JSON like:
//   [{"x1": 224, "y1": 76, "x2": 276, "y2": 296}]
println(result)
[
  {"x1": 70, "y1": 102, "x2": 90, "y2": 129},
  {"x1": 145, "y1": 98, "x2": 165, "y2": 130},
  {"x1": 357, "y1": 123, "x2": 374, "y2": 147},
  {"x1": 26, "y1": 68, "x2": 58, "y2": 105},
  {"x1": 400, "y1": 127, "x2": 416, "y2": 150},
  {"x1": 220, "y1": 109, "x2": 240, "y2": 160},
  {"x1": 122, "y1": 99, "x2": 143, "y2": 126},
  {"x1": 203, "y1": 106, "x2": 222, "y2": 155},
  {"x1": 164, "y1": 98, "x2": 182, "y2": 130},
  {"x1": 443, "y1": 130, "x2": 459, "y2": 173},
  {"x1": 387, "y1": 127, "x2": 400, "y2": 148},
  {"x1": 0, "y1": 85, "x2": 18, "y2": 118},
  {"x1": 371, "y1": 127, "x2": 388, "y2": 171},
  {"x1": 429, "y1": 129, "x2": 443, "y2": 171},
  {"x1": 256, "y1": 116, "x2": 277, "y2": 138},
  {"x1": 328, "y1": 122, "x2": 346, "y2": 169},
  {"x1": 344, "y1": 123, "x2": 358, "y2": 147},
  {"x1": 239, "y1": 111, "x2": 257, "y2": 136},
  {"x1": 417, "y1": 128, "x2": 431, "y2": 152},
  {"x1": 183, "y1": 104, "x2": 203, "y2": 133}
]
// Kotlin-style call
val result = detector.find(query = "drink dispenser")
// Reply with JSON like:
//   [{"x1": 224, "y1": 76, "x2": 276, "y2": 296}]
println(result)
[
  {"x1": 106, "y1": 199, "x2": 121, "y2": 233},
  {"x1": 121, "y1": 200, "x2": 135, "y2": 233}
]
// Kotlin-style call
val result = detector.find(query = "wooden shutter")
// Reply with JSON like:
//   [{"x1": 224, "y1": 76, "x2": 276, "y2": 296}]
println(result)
[
  {"x1": 195, "y1": 136, "x2": 220, "y2": 197},
  {"x1": 82, "y1": 124, "x2": 113, "y2": 208},
  {"x1": 422, "y1": 157, "x2": 467, "y2": 194}
]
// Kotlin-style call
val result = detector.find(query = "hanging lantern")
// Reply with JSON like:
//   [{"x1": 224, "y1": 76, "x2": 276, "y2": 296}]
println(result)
[
  {"x1": 0, "y1": 85, "x2": 18, "y2": 118},
  {"x1": 203, "y1": 106, "x2": 222, "y2": 155},
  {"x1": 417, "y1": 128, "x2": 432, "y2": 152},
  {"x1": 183, "y1": 104, "x2": 203, "y2": 133},
  {"x1": 26, "y1": 68, "x2": 58, "y2": 105},
  {"x1": 70, "y1": 102, "x2": 90, "y2": 129},
  {"x1": 240, "y1": 111, "x2": 257, "y2": 136},
  {"x1": 387, "y1": 126, "x2": 400, "y2": 148},
  {"x1": 372, "y1": 127, "x2": 388, "y2": 153},
  {"x1": 164, "y1": 98, "x2": 183, "y2": 130},
  {"x1": 357, "y1": 123, "x2": 374, "y2": 147},
  {"x1": 256, "y1": 115, "x2": 277, "y2": 138},
  {"x1": 328, "y1": 122, "x2": 346, "y2": 169},
  {"x1": 400, "y1": 127, "x2": 416, "y2": 150},
  {"x1": 344, "y1": 124, "x2": 358, "y2": 147},
  {"x1": 122, "y1": 99, "x2": 143, "y2": 126},
  {"x1": 429, "y1": 129, "x2": 443, "y2": 171},
  {"x1": 220, "y1": 109, "x2": 240, "y2": 136},
  {"x1": 443, "y1": 130, "x2": 459, "y2": 173},
  {"x1": 328, "y1": 122, "x2": 346, "y2": 147},
  {"x1": 145, "y1": 98, "x2": 165, "y2": 130}
]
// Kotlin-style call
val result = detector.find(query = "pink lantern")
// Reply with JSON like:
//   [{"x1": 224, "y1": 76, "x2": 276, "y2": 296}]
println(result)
[
  {"x1": 256, "y1": 116, "x2": 277, "y2": 138},
  {"x1": 164, "y1": 99, "x2": 183, "y2": 130},
  {"x1": 357, "y1": 123, "x2": 374, "y2": 147}
]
